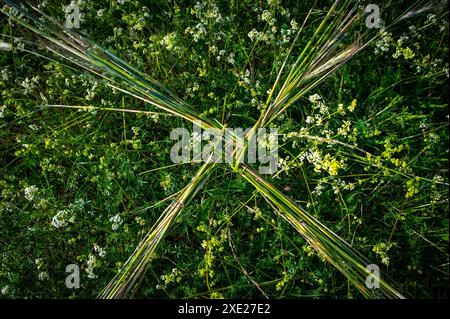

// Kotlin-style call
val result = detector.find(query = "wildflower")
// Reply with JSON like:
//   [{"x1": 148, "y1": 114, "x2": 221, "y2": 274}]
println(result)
[
  {"x1": 1, "y1": 286, "x2": 11, "y2": 295},
  {"x1": 373, "y1": 242, "x2": 395, "y2": 266},
  {"x1": 1, "y1": 68, "x2": 11, "y2": 81},
  {"x1": 0, "y1": 41, "x2": 11, "y2": 51},
  {"x1": 86, "y1": 253, "x2": 97, "y2": 279},
  {"x1": 261, "y1": 10, "x2": 272, "y2": 23},
  {"x1": 38, "y1": 272, "x2": 49, "y2": 281},
  {"x1": 248, "y1": 29, "x2": 259, "y2": 41},
  {"x1": 24, "y1": 185, "x2": 39, "y2": 202},
  {"x1": 135, "y1": 216, "x2": 146, "y2": 226},
  {"x1": 374, "y1": 28, "x2": 392, "y2": 54},
  {"x1": 160, "y1": 32, "x2": 177, "y2": 50},
  {"x1": 290, "y1": 19, "x2": 299, "y2": 31},
  {"x1": 21, "y1": 76, "x2": 40, "y2": 94},
  {"x1": 427, "y1": 14, "x2": 437, "y2": 24},
  {"x1": 268, "y1": 0, "x2": 281, "y2": 6},
  {"x1": 93, "y1": 243, "x2": 106, "y2": 258},
  {"x1": 305, "y1": 116, "x2": 315, "y2": 124},
  {"x1": 69, "y1": 198, "x2": 85, "y2": 213},
  {"x1": 308, "y1": 93, "x2": 321, "y2": 103},
  {"x1": 109, "y1": 214, "x2": 123, "y2": 230},
  {"x1": 226, "y1": 52, "x2": 235, "y2": 65},
  {"x1": 51, "y1": 210, "x2": 74, "y2": 228},
  {"x1": 35, "y1": 258, "x2": 44, "y2": 270}
]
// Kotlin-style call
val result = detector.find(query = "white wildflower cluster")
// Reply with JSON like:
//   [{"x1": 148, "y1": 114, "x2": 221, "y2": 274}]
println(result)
[
  {"x1": 299, "y1": 149, "x2": 345, "y2": 176},
  {"x1": 260, "y1": 10, "x2": 276, "y2": 24},
  {"x1": 157, "y1": 268, "x2": 182, "y2": 290},
  {"x1": 21, "y1": 76, "x2": 40, "y2": 95},
  {"x1": 313, "y1": 177, "x2": 355, "y2": 197},
  {"x1": 309, "y1": 94, "x2": 329, "y2": 115},
  {"x1": 35, "y1": 258, "x2": 49, "y2": 281},
  {"x1": 247, "y1": 28, "x2": 261, "y2": 42},
  {"x1": 267, "y1": 0, "x2": 281, "y2": 6},
  {"x1": 0, "y1": 105, "x2": 6, "y2": 118},
  {"x1": 331, "y1": 177, "x2": 355, "y2": 194},
  {"x1": 51, "y1": 210, "x2": 75, "y2": 228},
  {"x1": 226, "y1": 52, "x2": 235, "y2": 65},
  {"x1": 38, "y1": 272, "x2": 49, "y2": 281},
  {"x1": 185, "y1": 1, "x2": 224, "y2": 43},
  {"x1": 1, "y1": 67, "x2": 11, "y2": 82},
  {"x1": 69, "y1": 198, "x2": 85, "y2": 213},
  {"x1": 247, "y1": 27, "x2": 272, "y2": 44},
  {"x1": 313, "y1": 181, "x2": 325, "y2": 196},
  {"x1": 185, "y1": 23, "x2": 207, "y2": 42},
  {"x1": 237, "y1": 69, "x2": 251, "y2": 87},
  {"x1": 190, "y1": 1, "x2": 223, "y2": 23},
  {"x1": 24, "y1": 185, "x2": 39, "y2": 202},
  {"x1": 374, "y1": 16, "x2": 448, "y2": 77},
  {"x1": 185, "y1": 81, "x2": 200, "y2": 97},
  {"x1": 1, "y1": 285, "x2": 11, "y2": 295},
  {"x1": 28, "y1": 124, "x2": 40, "y2": 131},
  {"x1": 308, "y1": 93, "x2": 321, "y2": 103},
  {"x1": 86, "y1": 253, "x2": 98, "y2": 279},
  {"x1": 160, "y1": 32, "x2": 184, "y2": 55},
  {"x1": 109, "y1": 214, "x2": 123, "y2": 231},
  {"x1": 160, "y1": 32, "x2": 177, "y2": 50},
  {"x1": 215, "y1": 49, "x2": 234, "y2": 65},
  {"x1": 0, "y1": 40, "x2": 11, "y2": 51},
  {"x1": 277, "y1": 156, "x2": 293, "y2": 174},
  {"x1": 93, "y1": 243, "x2": 106, "y2": 258},
  {"x1": 426, "y1": 14, "x2": 437, "y2": 25},
  {"x1": 374, "y1": 28, "x2": 393, "y2": 55},
  {"x1": 85, "y1": 81, "x2": 98, "y2": 100},
  {"x1": 248, "y1": 2, "x2": 296, "y2": 46}
]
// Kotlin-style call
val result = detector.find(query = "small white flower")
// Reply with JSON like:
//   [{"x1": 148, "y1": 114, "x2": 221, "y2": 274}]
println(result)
[
  {"x1": 38, "y1": 272, "x2": 49, "y2": 281},
  {"x1": 109, "y1": 214, "x2": 123, "y2": 230},
  {"x1": 305, "y1": 116, "x2": 315, "y2": 124},
  {"x1": 86, "y1": 253, "x2": 98, "y2": 279},
  {"x1": 51, "y1": 210, "x2": 74, "y2": 228},
  {"x1": 1, "y1": 286, "x2": 11, "y2": 295},
  {"x1": 248, "y1": 29, "x2": 259, "y2": 41},
  {"x1": 0, "y1": 41, "x2": 12, "y2": 51},
  {"x1": 261, "y1": 10, "x2": 272, "y2": 22},
  {"x1": 93, "y1": 244, "x2": 107, "y2": 258},
  {"x1": 24, "y1": 186, "x2": 39, "y2": 202},
  {"x1": 308, "y1": 93, "x2": 321, "y2": 103},
  {"x1": 290, "y1": 19, "x2": 298, "y2": 31}
]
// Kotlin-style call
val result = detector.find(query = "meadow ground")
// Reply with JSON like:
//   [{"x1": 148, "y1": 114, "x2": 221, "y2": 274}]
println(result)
[{"x1": 0, "y1": 0, "x2": 448, "y2": 299}]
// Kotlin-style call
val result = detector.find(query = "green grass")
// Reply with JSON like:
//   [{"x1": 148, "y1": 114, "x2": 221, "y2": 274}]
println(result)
[{"x1": 0, "y1": 0, "x2": 448, "y2": 299}]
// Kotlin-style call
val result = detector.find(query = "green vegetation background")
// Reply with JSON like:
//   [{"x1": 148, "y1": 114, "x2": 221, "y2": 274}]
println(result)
[{"x1": 0, "y1": 0, "x2": 448, "y2": 298}]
